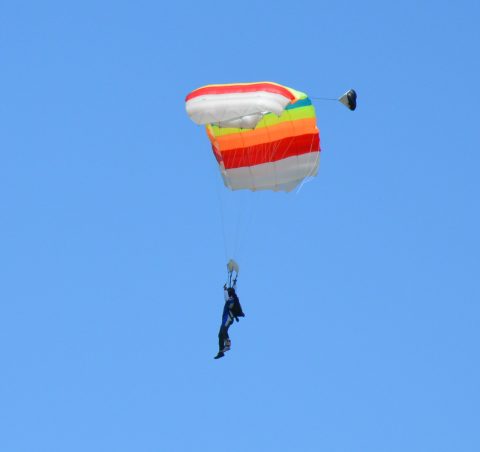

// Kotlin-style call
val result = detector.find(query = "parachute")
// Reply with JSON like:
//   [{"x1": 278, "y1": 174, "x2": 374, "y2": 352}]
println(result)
[
  {"x1": 185, "y1": 82, "x2": 320, "y2": 192},
  {"x1": 185, "y1": 82, "x2": 357, "y2": 281}
]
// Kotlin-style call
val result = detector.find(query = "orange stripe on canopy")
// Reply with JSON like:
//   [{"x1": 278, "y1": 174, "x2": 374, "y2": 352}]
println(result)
[{"x1": 213, "y1": 118, "x2": 318, "y2": 151}]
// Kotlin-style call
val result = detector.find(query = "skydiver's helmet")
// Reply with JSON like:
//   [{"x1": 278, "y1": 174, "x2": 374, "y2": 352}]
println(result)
[{"x1": 227, "y1": 288, "x2": 236, "y2": 297}]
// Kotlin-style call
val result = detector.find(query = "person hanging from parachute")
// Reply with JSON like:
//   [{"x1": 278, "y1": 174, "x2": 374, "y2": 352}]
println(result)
[
  {"x1": 214, "y1": 259, "x2": 245, "y2": 359},
  {"x1": 185, "y1": 82, "x2": 357, "y2": 358}
]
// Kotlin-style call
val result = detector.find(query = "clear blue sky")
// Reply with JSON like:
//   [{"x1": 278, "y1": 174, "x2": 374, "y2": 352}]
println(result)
[{"x1": 1, "y1": 1, "x2": 479, "y2": 451}]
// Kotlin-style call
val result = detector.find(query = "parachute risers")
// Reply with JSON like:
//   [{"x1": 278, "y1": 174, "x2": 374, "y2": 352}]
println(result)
[
  {"x1": 339, "y1": 89, "x2": 357, "y2": 111},
  {"x1": 227, "y1": 259, "x2": 239, "y2": 287}
]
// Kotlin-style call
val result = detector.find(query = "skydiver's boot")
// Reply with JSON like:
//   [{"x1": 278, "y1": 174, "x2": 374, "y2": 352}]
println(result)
[
  {"x1": 223, "y1": 339, "x2": 231, "y2": 352},
  {"x1": 214, "y1": 351, "x2": 225, "y2": 359}
]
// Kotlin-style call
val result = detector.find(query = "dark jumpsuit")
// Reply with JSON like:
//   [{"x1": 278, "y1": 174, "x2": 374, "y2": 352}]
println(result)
[{"x1": 218, "y1": 289, "x2": 235, "y2": 351}]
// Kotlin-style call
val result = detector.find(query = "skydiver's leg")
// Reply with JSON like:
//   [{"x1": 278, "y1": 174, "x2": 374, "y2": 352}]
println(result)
[
  {"x1": 218, "y1": 325, "x2": 227, "y2": 351},
  {"x1": 223, "y1": 318, "x2": 232, "y2": 350}
]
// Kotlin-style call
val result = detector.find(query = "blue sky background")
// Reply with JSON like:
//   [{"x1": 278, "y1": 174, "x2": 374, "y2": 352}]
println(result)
[{"x1": 1, "y1": 1, "x2": 479, "y2": 451}]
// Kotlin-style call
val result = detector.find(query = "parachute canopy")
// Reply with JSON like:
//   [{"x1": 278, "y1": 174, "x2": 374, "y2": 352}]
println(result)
[{"x1": 185, "y1": 82, "x2": 320, "y2": 192}]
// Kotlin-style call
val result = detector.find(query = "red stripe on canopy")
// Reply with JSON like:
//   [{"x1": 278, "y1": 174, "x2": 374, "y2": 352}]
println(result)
[
  {"x1": 216, "y1": 133, "x2": 320, "y2": 169},
  {"x1": 186, "y1": 83, "x2": 296, "y2": 102}
]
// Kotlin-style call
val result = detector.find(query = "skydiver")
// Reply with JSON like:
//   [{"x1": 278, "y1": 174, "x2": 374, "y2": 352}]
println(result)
[{"x1": 214, "y1": 284, "x2": 245, "y2": 359}]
